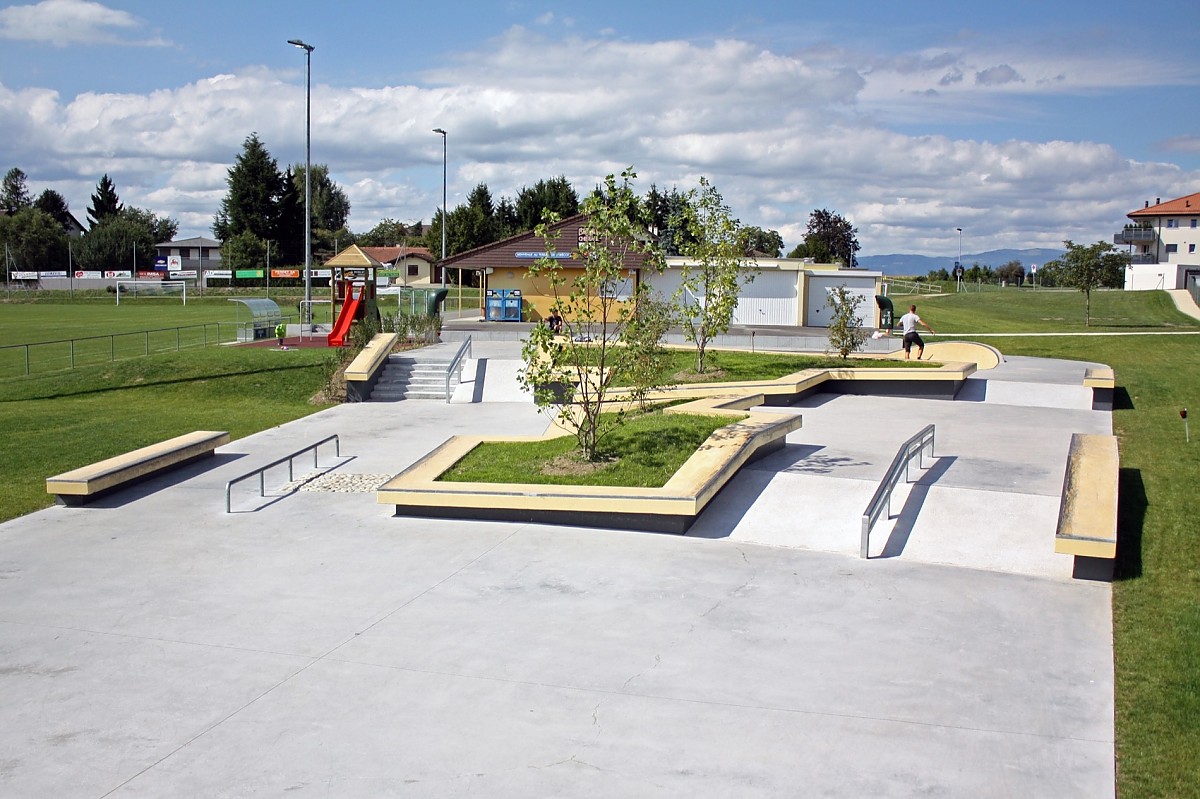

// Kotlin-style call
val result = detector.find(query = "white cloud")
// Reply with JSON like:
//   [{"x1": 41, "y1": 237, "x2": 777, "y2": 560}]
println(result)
[
  {"x1": 2, "y1": 25, "x2": 1197, "y2": 255},
  {"x1": 0, "y1": 0, "x2": 166, "y2": 47}
]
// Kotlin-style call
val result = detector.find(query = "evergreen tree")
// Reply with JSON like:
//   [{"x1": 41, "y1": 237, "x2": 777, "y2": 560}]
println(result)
[
  {"x1": 495, "y1": 197, "x2": 519, "y2": 238},
  {"x1": 291, "y1": 164, "x2": 351, "y2": 232},
  {"x1": 275, "y1": 167, "x2": 305, "y2": 263},
  {"x1": 214, "y1": 133, "x2": 283, "y2": 243},
  {"x1": 87, "y1": 174, "x2": 122, "y2": 228},
  {"x1": 3, "y1": 167, "x2": 33, "y2": 213},
  {"x1": 515, "y1": 175, "x2": 579, "y2": 231}
]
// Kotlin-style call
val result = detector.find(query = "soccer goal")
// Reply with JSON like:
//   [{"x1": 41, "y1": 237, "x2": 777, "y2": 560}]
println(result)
[{"x1": 115, "y1": 280, "x2": 188, "y2": 305}]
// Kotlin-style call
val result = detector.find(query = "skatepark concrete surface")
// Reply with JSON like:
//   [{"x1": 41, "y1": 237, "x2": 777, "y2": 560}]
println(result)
[{"x1": 0, "y1": 342, "x2": 1115, "y2": 797}]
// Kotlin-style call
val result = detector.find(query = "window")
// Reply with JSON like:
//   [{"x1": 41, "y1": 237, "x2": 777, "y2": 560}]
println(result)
[
  {"x1": 407, "y1": 265, "x2": 419, "y2": 277},
  {"x1": 1192, "y1": 218, "x2": 1198, "y2": 228},
  {"x1": 1167, "y1": 219, "x2": 1176, "y2": 228},
  {"x1": 1165, "y1": 244, "x2": 1178, "y2": 254},
  {"x1": 1190, "y1": 244, "x2": 1197, "y2": 254}
]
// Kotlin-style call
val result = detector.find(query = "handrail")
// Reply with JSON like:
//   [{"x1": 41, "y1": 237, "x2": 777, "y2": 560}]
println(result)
[
  {"x1": 224, "y1": 434, "x2": 341, "y2": 512},
  {"x1": 445, "y1": 335, "x2": 473, "y2": 404},
  {"x1": 860, "y1": 424, "x2": 936, "y2": 559}
]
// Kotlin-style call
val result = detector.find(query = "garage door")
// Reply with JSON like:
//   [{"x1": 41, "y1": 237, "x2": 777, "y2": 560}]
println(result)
[
  {"x1": 645, "y1": 269, "x2": 799, "y2": 327},
  {"x1": 805, "y1": 275, "x2": 877, "y2": 328}
]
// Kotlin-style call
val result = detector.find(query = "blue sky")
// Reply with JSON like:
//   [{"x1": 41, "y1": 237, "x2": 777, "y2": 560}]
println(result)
[{"x1": 2, "y1": 0, "x2": 1198, "y2": 256}]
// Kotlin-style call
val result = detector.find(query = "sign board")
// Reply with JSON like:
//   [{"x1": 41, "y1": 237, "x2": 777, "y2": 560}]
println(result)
[
  {"x1": 137, "y1": 271, "x2": 163, "y2": 279},
  {"x1": 75, "y1": 270, "x2": 101, "y2": 279},
  {"x1": 270, "y1": 269, "x2": 300, "y2": 279},
  {"x1": 1030, "y1": 263, "x2": 1038, "y2": 273},
  {"x1": 515, "y1": 251, "x2": 571, "y2": 259},
  {"x1": 104, "y1": 271, "x2": 132, "y2": 278},
  {"x1": 205, "y1": 269, "x2": 232, "y2": 279},
  {"x1": 11, "y1": 271, "x2": 38, "y2": 280},
  {"x1": 40, "y1": 271, "x2": 67, "y2": 278},
  {"x1": 312, "y1": 269, "x2": 332, "y2": 278},
  {"x1": 235, "y1": 269, "x2": 264, "y2": 278},
  {"x1": 170, "y1": 270, "x2": 197, "y2": 278},
  {"x1": 168, "y1": 255, "x2": 183, "y2": 270}
]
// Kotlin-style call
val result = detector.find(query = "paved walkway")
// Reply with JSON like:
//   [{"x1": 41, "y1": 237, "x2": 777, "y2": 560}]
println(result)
[{"x1": 0, "y1": 345, "x2": 1115, "y2": 797}]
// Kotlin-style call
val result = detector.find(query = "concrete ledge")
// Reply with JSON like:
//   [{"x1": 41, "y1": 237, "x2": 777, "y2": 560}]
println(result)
[
  {"x1": 1083, "y1": 366, "x2": 1116, "y2": 411},
  {"x1": 1055, "y1": 433, "x2": 1118, "y2": 560},
  {"x1": 47, "y1": 430, "x2": 230, "y2": 506},
  {"x1": 345, "y1": 333, "x2": 399, "y2": 402},
  {"x1": 921, "y1": 341, "x2": 1004, "y2": 370},
  {"x1": 378, "y1": 397, "x2": 802, "y2": 532}
]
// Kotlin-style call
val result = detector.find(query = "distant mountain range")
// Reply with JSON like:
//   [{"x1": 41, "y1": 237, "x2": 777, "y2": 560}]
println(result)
[{"x1": 856, "y1": 248, "x2": 1065, "y2": 276}]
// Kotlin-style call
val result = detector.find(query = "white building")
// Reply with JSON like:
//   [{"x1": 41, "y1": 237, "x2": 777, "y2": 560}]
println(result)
[{"x1": 1117, "y1": 192, "x2": 1200, "y2": 290}]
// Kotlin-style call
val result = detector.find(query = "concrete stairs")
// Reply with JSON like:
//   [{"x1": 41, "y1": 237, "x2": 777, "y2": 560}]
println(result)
[{"x1": 370, "y1": 353, "x2": 457, "y2": 401}]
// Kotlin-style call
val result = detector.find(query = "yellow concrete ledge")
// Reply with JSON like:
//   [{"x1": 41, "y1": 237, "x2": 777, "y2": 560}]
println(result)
[
  {"x1": 1083, "y1": 366, "x2": 1116, "y2": 390},
  {"x1": 344, "y1": 333, "x2": 398, "y2": 382},
  {"x1": 1055, "y1": 433, "x2": 1118, "y2": 558},
  {"x1": 378, "y1": 399, "x2": 801, "y2": 522},
  {"x1": 47, "y1": 430, "x2": 230, "y2": 500},
  {"x1": 921, "y1": 341, "x2": 1004, "y2": 370},
  {"x1": 379, "y1": 357, "x2": 981, "y2": 531}
]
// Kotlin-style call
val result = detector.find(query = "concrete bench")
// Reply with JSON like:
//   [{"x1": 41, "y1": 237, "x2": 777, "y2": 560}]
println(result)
[
  {"x1": 46, "y1": 430, "x2": 230, "y2": 506},
  {"x1": 1084, "y1": 366, "x2": 1116, "y2": 411},
  {"x1": 1054, "y1": 433, "x2": 1118, "y2": 560}
]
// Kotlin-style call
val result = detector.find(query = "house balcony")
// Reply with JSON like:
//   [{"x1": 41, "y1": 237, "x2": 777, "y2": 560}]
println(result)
[
  {"x1": 1129, "y1": 253, "x2": 1158, "y2": 265},
  {"x1": 1114, "y1": 227, "x2": 1156, "y2": 244}
]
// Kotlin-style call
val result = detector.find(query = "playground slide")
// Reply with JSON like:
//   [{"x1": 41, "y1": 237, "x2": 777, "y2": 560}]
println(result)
[{"x1": 327, "y1": 294, "x2": 361, "y2": 346}]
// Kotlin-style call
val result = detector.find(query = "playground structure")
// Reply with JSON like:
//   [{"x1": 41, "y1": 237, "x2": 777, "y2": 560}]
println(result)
[{"x1": 325, "y1": 246, "x2": 383, "y2": 347}]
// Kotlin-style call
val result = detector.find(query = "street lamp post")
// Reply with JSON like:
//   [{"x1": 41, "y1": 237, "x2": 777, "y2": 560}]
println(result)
[
  {"x1": 288, "y1": 38, "x2": 314, "y2": 326},
  {"x1": 956, "y1": 227, "x2": 963, "y2": 292},
  {"x1": 432, "y1": 128, "x2": 447, "y2": 287}
]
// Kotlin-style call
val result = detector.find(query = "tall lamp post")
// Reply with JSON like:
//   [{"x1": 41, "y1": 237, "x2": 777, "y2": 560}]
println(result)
[
  {"x1": 956, "y1": 227, "x2": 963, "y2": 292},
  {"x1": 288, "y1": 38, "x2": 314, "y2": 325},
  {"x1": 432, "y1": 128, "x2": 447, "y2": 287}
]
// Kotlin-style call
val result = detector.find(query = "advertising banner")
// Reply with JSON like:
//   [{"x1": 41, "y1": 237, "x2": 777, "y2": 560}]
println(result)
[
  {"x1": 204, "y1": 269, "x2": 232, "y2": 279},
  {"x1": 167, "y1": 255, "x2": 182, "y2": 270},
  {"x1": 104, "y1": 271, "x2": 132, "y2": 278},
  {"x1": 137, "y1": 271, "x2": 163, "y2": 279},
  {"x1": 40, "y1": 271, "x2": 67, "y2": 278},
  {"x1": 270, "y1": 269, "x2": 300, "y2": 279},
  {"x1": 75, "y1": 271, "x2": 102, "y2": 279},
  {"x1": 170, "y1": 270, "x2": 197, "y2": 278},
  {"x1": 312, "y1": 269, "x2": 332, "y2": 278},
  {"x1": 235, "y1": 269, "x2": 264, "y2": 278},
  {"x1": 11, "y1": 271, "x2": 38, "y2": 280}
]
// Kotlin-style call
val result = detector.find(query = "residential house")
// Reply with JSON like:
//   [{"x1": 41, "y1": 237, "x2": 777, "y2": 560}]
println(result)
[{"x1": 1116, "y1": 192, "x2": 1200, "y2": 290}]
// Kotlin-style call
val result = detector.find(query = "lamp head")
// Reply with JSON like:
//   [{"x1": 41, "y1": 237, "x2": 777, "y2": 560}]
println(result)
[
  {"x1": 432, "y1": 128, "x2": 446, "y2": 135},
  {"x1": 288, "y1": 39, "x2": 313, "y2": 52}
]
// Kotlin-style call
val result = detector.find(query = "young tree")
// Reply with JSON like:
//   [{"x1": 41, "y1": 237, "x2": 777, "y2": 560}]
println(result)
[
  {"x1": 519, "y1": 168, "x2": 666, "y2": 461},
  {"x1": 214, "y1": 133, "x2": 283, "y2": 243},
  {"x1": 672, "y1": 177, "x2": 757, "y2": 374},
  {"x1": 359, "y1": 218, "x2": 417, "y2": 247},
  {"x1": 1048, "y1": 240, "x2": 1129, "y2": 326},
  {"x1": 2, "y1": 167, "x2": 32, "y2": 213},
  {"x1": 220, "y1": 230, "x2": 268, "y2": 270},
  {"x1": 825, "y1": 285, "x2": 868, "y2": 359},
  {"x1": 87, "y1": 174, "x2": 122, "y2": 228}
]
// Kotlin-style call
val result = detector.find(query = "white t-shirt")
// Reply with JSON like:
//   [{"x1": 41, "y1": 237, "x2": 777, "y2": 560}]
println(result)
[{"x1": 899, "y1": 312, "x2": 921, "y2": 334}]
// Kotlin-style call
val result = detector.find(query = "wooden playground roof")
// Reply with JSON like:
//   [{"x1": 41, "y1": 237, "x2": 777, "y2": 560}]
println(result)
[{"x1": 325, "y1": 245, "x2": 384, "y2": 268}]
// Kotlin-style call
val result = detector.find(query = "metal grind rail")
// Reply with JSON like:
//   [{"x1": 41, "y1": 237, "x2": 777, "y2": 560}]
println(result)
[
  {"x1": 860, "y1": 424, "x2": 936, "y2": 559},
  {"x1": 444, "y1": 335, "x2": 473, "y2": 403},
  {"x1": 225, "y1": 434, "x2": 342, "y2": 512}
]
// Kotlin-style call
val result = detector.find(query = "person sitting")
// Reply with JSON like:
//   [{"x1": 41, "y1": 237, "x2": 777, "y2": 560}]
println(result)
[{"x1": 546, "y1": 310, "x2": 564, "y2": 335}]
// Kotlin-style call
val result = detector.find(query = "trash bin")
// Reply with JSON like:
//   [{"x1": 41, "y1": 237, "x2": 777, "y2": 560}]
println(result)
[
  {"x1": 875, "y1": 295, "x2": 895, "y2": 330},
  {"x1": 425, "y1": 288, "x2": 448, "y2": 316},
  {"x1": 485, "y1": 289, "x2": 505, "y2": 321}
]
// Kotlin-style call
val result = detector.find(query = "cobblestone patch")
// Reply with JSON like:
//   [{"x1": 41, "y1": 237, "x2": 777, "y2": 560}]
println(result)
[{"x1": 282, "y1": 472, "x2": 393, "y2": 493}]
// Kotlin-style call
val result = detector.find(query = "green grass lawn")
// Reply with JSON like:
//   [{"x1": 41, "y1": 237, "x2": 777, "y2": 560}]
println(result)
[
  {"x1": 982, "y1": 333, "x2": 1200, "y2": 798},
  {"x1": 0, "y1": 346, "x2": 336, "y2": 521},
  {"x1": 440, "y1": 407, "x2": 739, "y2": 487},
  {"x1": 892, "y1": 287, "x2": 1198, "y2": 333}
]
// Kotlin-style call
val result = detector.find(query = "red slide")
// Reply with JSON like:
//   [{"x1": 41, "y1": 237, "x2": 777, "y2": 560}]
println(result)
[{"x1": 327, "y1": 293, "x2": 361, "y2": 346}]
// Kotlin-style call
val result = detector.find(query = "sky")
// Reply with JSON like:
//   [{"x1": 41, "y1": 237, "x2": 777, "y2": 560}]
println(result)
[{"x1": 2, "y1": 0, "x2": 1199, "y2": 258}]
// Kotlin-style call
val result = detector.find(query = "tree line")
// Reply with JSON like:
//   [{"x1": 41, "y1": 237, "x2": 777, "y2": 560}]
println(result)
[{"x1": 1, "y1": 167, "x2": 177, "y2": 273}]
